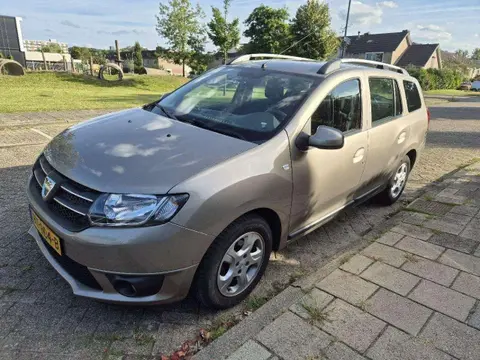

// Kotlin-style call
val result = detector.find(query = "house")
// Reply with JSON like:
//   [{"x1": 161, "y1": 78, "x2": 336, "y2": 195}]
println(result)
[{"x1": 342, "y1": 30, "x2": 442, "y2": 69}]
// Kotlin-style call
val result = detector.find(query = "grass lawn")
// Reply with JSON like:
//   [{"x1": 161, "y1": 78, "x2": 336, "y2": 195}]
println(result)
[
  {"x1": 0, "y1": 72, "x2": 188, "y2": 113},
  {"x1": 424, "y1": 89, "x2": 480, "y2": 96}
]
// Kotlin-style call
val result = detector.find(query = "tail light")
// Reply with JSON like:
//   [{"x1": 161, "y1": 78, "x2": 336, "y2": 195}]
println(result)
[{"x1": 427, "y1": 108, "x2": 431, "y2": 128}]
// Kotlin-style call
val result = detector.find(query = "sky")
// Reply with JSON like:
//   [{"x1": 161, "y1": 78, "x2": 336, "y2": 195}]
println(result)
[{"x1": 2, "y1": 0, "x2": 479, "y2": 52}]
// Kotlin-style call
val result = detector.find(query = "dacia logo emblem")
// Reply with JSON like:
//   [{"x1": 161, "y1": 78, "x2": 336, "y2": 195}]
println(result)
[{"x1": 41, "y1": 176, "x2": 56, "y2": 201}]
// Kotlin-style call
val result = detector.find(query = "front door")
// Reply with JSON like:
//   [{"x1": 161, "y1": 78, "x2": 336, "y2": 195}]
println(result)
[
  {"x1": 289, "y1": 78, "x2": 368, "y2": 236},
  {"x1": 358, "y1": 77, "x2": 410, "y2": 195}
]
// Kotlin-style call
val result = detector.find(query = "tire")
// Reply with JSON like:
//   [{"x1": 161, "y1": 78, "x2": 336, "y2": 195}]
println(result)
[
  {"x1": 193, "y1": 214, "x2": 273, "y2": 309},
  {"x1": 376, "y1": 155, "x2": 411, "y2": 205}
]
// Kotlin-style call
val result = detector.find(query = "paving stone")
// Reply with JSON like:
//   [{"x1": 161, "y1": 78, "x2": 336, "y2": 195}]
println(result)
[
  {"x1": 401, "y1": 212, "x2": 430, "y2": 226},
  {"x1": 227, "y1": 340, "x2": 271, "y2": 360},
  {"x1": 361, "y1": 243, "x2": 407, "y2": 267},
  {"x1": 423, "y1": 217, "x2": 468, "y2": 235},
  {"x1": 324, "y1": 342, "x2": 365, "y2": 360},
  {"x1": 468, "y1": 304, "x2": 480, "y2": 330},
  {"x1": 428, "y1": 231, "x2": 478, "y2": 254},
  {"x1": 110, "y1": 337, "x2": 155, "y2": 356},
  {"x1": 475, "y1": 244, "x2": 480, "y2": 257},
  {"x1": 449, "y1": 205, "x2": 480, "y2": 217},
  {"x1": 460, "y1": 217, "x2": 480, "y2": 241},
  {"x1": 439, "y1": 249, "x2": 480, "y2": 276},
  {"x1": 407, "y1": 199, "x2": 453, "y2": 216},
  {"x1": 152, "y1": 324, "x2": 199, "y2": 356},
  {"x1": 435, "y1": 194, "x2": 468, "y2": 205},
  {"x1": 409, "y1": 280, "x2": 476, "y2": 321},
  {"x1": 256, "y1": 312, "x2": 332, "y2": 360},
  {"x1": 401, "y1": 255, "x2": 459, "y2": 286},
  {"x1": 420, "y1": 312, "x2": 480, "y2": 360},
  {"x1": 376, "y1": 231, "x2": 404, "y2": 246},
  {"x1": 365, "y1": 288, "x2": 432, "y2": 335},
  {"x1": 391, "y1": 223, "x2": 433, "y2": 241},
  {"x1": 318, "y1": 299, "x2": 386, "y2": 353},
  {"x1": 395, "y1": 236, "x2": 445, "y2": 260},
  {"x1": 316, "y1": 269, "x2": 378, "y2": 305},
  {"x1": 290, "y1": 288, "x2": 334, "y2": 320},
  {"x1": 367, "y1": 326, "x2": 453, "y2": 360},
  {"x1": 339, "y1": 254, "x2": 373, "y2": 275},
  {"x1": 361, "y1": 262, "x2": 420, "y2": 296},
  {"x1": 452, "y1": 272, "x2": 480, "y2": 299}
]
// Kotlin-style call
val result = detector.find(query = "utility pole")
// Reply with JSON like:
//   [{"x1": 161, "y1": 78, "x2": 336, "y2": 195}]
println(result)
[{"x1": 341, "y1": 0, "x2": 352, "y2": 58}]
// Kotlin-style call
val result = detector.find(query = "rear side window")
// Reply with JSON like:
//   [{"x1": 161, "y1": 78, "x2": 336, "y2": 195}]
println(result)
[
  {"x1": 369, "y1": 78, "x2": 403, "y2": 123},
  {"x1": 403, "y1": 80, "x2": 422, "y2": 112},
  {"x1": 311, "y1": 79, "x2": 362, "y2": 133}
]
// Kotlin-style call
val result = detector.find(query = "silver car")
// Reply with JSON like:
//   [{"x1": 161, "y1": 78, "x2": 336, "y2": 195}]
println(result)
[{"x1": 27, "y1": 54, "x2": 428, "y2": 308}]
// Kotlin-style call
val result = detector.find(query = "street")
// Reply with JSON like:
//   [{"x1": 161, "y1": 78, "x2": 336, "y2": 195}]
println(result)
[{"x1": 0, "y1": 98, "x2": 479, "y2": 358}]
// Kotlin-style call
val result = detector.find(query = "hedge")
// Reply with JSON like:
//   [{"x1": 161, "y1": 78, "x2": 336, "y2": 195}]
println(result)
[{"x1": 406, "y1": 66, "x2": 464, "y2": 91}]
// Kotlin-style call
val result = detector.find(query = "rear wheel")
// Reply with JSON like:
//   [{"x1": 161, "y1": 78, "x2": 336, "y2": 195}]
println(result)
[
  {"x1": 193, "y1": 215, "x2": 272, "y2": 309},
  {"x1": 376, "y1": 155, "x2": 411, "y2": 205}
]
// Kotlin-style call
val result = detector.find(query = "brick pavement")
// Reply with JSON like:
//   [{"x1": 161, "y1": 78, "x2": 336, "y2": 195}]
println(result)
[{"x1": 197, "y1": 162, "x2": 480, "y2": 360}]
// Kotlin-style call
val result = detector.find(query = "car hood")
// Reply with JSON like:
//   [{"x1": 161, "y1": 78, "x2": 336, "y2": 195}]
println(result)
[{"x1": 44, "y1": 108, "x2": 256, "y2": 194}]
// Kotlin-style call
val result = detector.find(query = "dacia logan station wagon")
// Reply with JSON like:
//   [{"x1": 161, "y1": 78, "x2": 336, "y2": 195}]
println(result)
[{"x1": 28, "y1": 54, "x2": 429, "y2": 308}]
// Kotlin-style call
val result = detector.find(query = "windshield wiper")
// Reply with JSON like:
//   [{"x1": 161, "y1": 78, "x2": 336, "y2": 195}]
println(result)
[{"x1": 155, "y1": 104, "x2": 178, "y2": 121}]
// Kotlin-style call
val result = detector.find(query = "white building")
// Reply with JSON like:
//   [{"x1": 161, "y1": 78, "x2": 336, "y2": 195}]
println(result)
[{"x1": 23, "y1": 39, "x2": 68, "y2": 53}]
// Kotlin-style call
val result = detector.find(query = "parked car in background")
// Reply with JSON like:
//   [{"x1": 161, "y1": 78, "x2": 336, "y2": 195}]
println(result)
[
  {"x1": 27, "y1": 54, "x2": 429, "y2": 309},
  {"x1": 458, "y1": 82, "x2": 472, "y2": 91},
  {"x1": 471, "y1": 81, "x2": 480, "y2": 91}
]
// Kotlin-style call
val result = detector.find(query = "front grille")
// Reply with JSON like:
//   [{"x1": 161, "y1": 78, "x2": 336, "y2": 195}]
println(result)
[
  {"x1": 40, "y1": 235, "x2": 102, "y2": 290},
  {"x1": 31, "y1": 155, "x2": 100, "y2": 231}
]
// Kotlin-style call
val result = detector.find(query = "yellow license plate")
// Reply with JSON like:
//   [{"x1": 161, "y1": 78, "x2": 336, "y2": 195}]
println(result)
[{"x1": 32, "y1": 211, "x2": 62, "y2": 256}]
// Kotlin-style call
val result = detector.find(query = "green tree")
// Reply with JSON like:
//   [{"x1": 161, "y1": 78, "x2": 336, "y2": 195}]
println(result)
[
  {"x1": 69, "y1": 46, "x2": 91, "y2": 61},
  {"x1": 472, "y1": 48, "x2": 480, "y2": 60},
  {"x1": 40, "y1": 43, "x2": 63, "y2": 53},
  {"x1": 156, "y1": 0, "x2": 206, "y2": 77},
  {"x1": 133, "y1": 41, "x2": 144, "y2": 73},
  {"x1": 290, "y1": 0, "x2": 339, "y2": 60},
  {"x1": 243, "y1": 5, "x2": 290, "y2": 54},
  {"x1": 455, "y1": 49, "x2": 469, "y2": 58},
  {"x1": 207, "y1": 0, "x2": 240, "y2": 64}
]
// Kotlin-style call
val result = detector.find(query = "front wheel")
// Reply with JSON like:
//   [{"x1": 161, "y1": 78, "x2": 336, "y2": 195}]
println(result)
[
  {"x1": 193, "y1": 215, "x2": 272, "y2": 309},
  {"x1": 376, "y1": 155, "x2": 411, "y2": 205}
]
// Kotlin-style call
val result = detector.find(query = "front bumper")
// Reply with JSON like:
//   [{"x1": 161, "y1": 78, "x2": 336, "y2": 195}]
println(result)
[{"x1": 27, "y1": 178, "x2": 214, "y2": 305}]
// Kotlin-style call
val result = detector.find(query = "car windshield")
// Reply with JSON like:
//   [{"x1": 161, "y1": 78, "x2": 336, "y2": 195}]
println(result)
[{"x1": 150, "y1": 66, "x2": 320, "y2": 143}]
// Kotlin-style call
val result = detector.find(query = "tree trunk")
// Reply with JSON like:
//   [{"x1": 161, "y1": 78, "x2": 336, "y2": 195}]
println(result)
[{"x1": 182, "y1": 60, "x2": 186, "y2": 77}]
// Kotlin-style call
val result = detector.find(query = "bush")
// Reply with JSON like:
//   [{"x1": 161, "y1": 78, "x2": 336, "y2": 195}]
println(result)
[{"x1": 407, "y1": 66, "x2": 464, "y2": 91}]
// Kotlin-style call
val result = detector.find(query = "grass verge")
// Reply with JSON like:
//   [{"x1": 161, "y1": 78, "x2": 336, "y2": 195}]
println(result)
[{"x1": 0, "y1": 72, "x2": 187, "y2": 113}]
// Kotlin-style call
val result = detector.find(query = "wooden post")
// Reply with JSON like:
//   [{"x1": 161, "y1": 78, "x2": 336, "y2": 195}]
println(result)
[
  {"x1": 63, "y1": 56, "x2": 67, "y2": 72},
  {"x1": 115, "y1": 40, "x2": 121, "y2": 63},
  {"x1": 90, "y1": 56, "x2": 94, "y2": 76},
  {"x1": 41, "y1": 51, "x2": 47, "y2": 70}
]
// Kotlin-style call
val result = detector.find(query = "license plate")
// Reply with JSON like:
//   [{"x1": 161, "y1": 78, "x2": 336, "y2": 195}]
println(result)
[{"x1": 32, "y1": 211, "x2": 62, "y2": 256}]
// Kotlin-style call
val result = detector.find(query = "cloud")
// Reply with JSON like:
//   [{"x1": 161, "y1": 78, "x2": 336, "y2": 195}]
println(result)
[
  {"x1": 106, "y1": 144, "x2": 162, "y2": 158},
  {"x1": 476, "y1": 34, "x2": 479, "y2": 38},
  {"x1": 97, "y1": 29, "x2": 145, "y2": 36},
  {"x1": 415, "y1": 24, "x2": 452, "y2": 42},
  {"x1": 377, "y1": 1, "x2": 398, "y2": 8},
  {"x1": 104, "y1": 20, "x2": 152, "y2": 27},
  {"x1": 61, "y1": 20, "x2": 81, "y2": 28},
  {"x1": 339, "y1": 1, "x2": 383, "y2": 26}
]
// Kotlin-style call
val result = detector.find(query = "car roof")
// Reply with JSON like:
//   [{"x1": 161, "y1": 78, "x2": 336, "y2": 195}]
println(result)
[{"x1": 231, "y1": 59, "x2": 414, "y2": 80}]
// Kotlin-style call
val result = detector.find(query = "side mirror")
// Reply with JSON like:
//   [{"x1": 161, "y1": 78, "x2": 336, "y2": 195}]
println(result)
[{"x1": 296, "y1": 126, "x2": 344, "y2": 151}]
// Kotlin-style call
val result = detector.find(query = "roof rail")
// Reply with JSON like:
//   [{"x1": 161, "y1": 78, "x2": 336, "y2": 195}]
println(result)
[
  {"x1": 227, "y1": 53, "x2": 314, "y2": 65},
  {"x1": 318, "y1": 58, "x2": 409, "y2": 75}
]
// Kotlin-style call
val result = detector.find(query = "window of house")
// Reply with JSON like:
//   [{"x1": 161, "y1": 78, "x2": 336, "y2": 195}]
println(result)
[
  {"x1": 369, "y1": 78, "x2": 404, "y2": 123},
  {"x1": 311, "y1": 79, "x2": 362, "y2": 133},
  {"x1": 403, "y1": 80, "x2": 422, "y2": 112},
  {"x1": 365, "y1": 52, "x2": 384, "y2": 62}
]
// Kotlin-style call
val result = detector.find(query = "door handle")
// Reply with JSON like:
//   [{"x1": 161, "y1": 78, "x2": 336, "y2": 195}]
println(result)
[
  {"x1": 398, "y1": 132, "x2": 407, "y2": 144},
  {"x1": 353, "y1": 148, "x2": 365, "y2": 164}
]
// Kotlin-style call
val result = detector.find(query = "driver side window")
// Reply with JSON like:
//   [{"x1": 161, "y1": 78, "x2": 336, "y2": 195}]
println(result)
[{"x1": 311, "y1": 79, "x2": 362, "y2": 134}]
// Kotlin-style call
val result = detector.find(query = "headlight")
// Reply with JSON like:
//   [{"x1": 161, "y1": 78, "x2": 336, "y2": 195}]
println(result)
[{"x1": 88, "y1": 193, "x2": 189, "y2": 227}]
